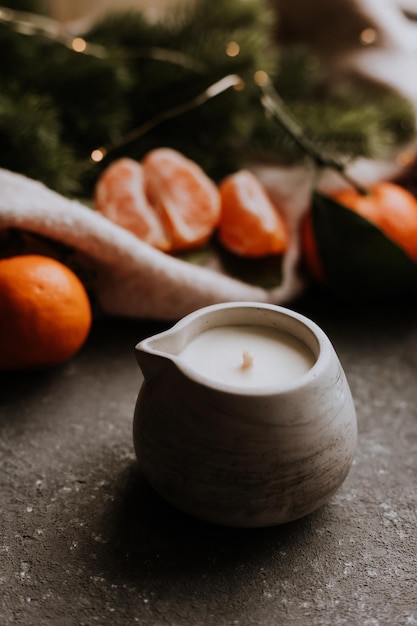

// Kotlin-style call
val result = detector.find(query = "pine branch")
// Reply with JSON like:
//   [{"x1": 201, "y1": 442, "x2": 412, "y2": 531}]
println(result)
[
  {"x1": 0, "y1": 88, "x2": 83, "y2": 193},
  {"x1": 0, "y1": 0, "x2": 415, "y2": 197}
]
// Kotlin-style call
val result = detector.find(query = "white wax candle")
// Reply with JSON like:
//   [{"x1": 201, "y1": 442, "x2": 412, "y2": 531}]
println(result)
[{"x1": 178, "y1": 325, "x2": 315, "y2": 389}]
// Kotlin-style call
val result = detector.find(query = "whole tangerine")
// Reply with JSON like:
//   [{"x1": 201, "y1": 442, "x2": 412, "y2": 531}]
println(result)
[
  {"x1": 0, "y1": 255, "x2": 92, "y2": 371},
  {"x1": 331, "y1": 182, "x2": 417, "y2": 262},
  {"x1": 302, "y1": 181, "x2": 417, "y2": 284}
]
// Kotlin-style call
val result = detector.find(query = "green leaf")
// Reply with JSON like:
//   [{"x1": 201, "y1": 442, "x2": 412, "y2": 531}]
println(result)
[{"x1": 312, "y1": 191, "x2": 417, "y2": 300}]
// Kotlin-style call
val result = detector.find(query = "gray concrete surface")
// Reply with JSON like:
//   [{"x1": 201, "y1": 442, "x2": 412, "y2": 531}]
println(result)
[{"x1": 1, "y1": 293, "x2": 417, "y2": 625}]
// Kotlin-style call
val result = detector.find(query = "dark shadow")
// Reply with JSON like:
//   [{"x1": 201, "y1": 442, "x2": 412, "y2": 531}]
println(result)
[
  {"x1": 0, "y1": 368, "x2": 62, "y2": 420},
  {"x1": 102, "y1": 461, "x2": 319, "y2": 587},
  {"x1": 55, "y1": 457, "x2": 333, "y2": 625},
  {"x1": 79, "y1": 315, "x2": 172, "y2": 359},
  {"x1": 292, "y1": 285, "x2": 417, "y2": 346}
]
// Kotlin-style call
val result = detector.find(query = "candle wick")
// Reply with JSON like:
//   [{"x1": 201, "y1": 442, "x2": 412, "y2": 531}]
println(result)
[{"x1": 241, "y1": 350, "x2": 254, "y2": 370}]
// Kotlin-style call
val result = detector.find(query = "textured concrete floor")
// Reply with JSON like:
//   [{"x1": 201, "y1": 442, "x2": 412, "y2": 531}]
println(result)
[{"x1": 1, "y1": 292, "x2": 417, "y2": 625}]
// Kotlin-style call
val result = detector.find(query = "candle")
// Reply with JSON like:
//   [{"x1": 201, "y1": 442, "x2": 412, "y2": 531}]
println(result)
[
  {"x1": 178, "y1": 325, "x2": 315, "y2": 389},
  {"x1": 134, "y1": 302, "x2": 357, "y2": 527}
]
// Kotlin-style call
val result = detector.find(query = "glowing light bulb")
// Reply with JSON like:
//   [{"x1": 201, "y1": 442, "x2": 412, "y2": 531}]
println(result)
[
  {"x1": 226, "y1": 41, "x2": 240, "y2": 57},
  {"x1": 360, "y1": 28, "x2": 377, "y2": 45},
  {"x1": 72, "y1": 37, "x2": 87, "y2": 53},
  {"x1": 90, "y1": 148, "x2": 106, "y2": 163},
  {"x1": 254, "y1": 70, "x2": 269, "y2": 87}
]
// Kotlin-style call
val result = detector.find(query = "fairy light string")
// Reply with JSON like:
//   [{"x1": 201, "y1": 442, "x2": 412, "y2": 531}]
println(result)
[
  {"x1": 90, "y1": 74, "x2": 244, "y2": 163},
  {"x1": 90, "y1": 66, "x2": 369, "y2": 197},
  {"x1": 0, "y1": 5, "x2": 107, "y2": 57},
  {"x1": 0, "y1": 5, "x2": 205, "y2": 67}
]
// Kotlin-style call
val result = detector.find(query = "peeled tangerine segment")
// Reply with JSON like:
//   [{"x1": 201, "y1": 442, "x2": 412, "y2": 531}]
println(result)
[
  {"x1": 218, "y1": 169, "x2": 289, "y2": 258},
  {"x1": 142, "y1": 148, "x2": 221, "y2": 251},
  {"x1": 95, "y1": 157, "x2": 171, "y2": 251}
]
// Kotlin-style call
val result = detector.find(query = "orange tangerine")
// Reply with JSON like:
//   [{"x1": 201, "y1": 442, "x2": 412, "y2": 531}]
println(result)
[
  {"x1": 95, "y1": 158, "x2": 170, "y2": 251},
  {"x1": 301, "y1": 211, "x2": 326, "y2": 284},
  {"x1": 303, "y1": 181, "x2": 417, "y2": 284},
  {"x1": 332, "y1": 182, "x2": 417, "y2": 262},
  {"x1": 142, "y1": 148, "x2": 221, "y2": 252},
  {"x1": 218, "y1": 170, "x2": 288, "y2": 258},
  {"x1": 0, "y1": 255, "x2": 92, "y2": 371}
]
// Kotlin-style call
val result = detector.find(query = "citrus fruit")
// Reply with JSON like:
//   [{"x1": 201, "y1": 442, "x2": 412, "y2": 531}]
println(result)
[
  {"x1": 302, "y1": 181, "x2": 417, "y2": 285},
  {"x1": 95, "y1": 158, "x2": 170, "y2": 251},
  {"x1": 142, "y1": 148, "x2": 221, "y2": 251},
  {"x1": 331, "y1": 182, "x2": 417, "y2": 262},
  {"x1": 0, "y1": 255, "x2": 92, "y2": 371},
  {"x1": 218, "y1": 170, "x2": 289, "y2": 258},
  {"x1": 301, "y1": 210, "x2": 326, "y2": 284}
]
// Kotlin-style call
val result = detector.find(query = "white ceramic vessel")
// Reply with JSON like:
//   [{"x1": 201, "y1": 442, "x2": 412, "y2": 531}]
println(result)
[{"x1": 133, "y1": 302, "x2": 357, "y2": 528}]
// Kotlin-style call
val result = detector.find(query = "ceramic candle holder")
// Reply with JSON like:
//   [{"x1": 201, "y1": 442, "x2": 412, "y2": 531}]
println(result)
[{"x1": 133, "y1": 302, "x2": 357, "y2": 528}]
